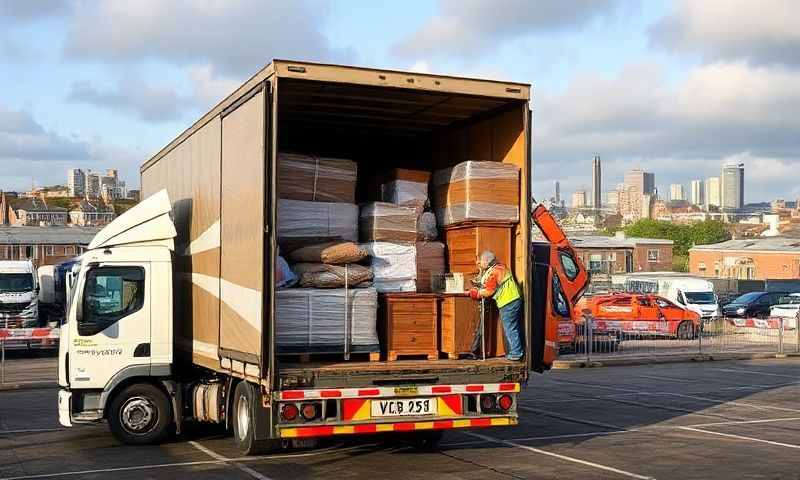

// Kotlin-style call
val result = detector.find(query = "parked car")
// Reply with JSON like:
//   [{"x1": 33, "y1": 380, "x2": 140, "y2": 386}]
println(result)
[
  {"x1": 722, "y1": 291, "x2": 789, "y2": 318},
  {"x1": 575, "y1": 293, "x2": 700, "y2": 339},
  {"x1": 770, "y1": 293, "x2": 800, "y2": 328}
]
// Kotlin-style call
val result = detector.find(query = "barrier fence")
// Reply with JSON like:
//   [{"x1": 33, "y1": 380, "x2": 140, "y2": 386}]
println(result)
[
  {"x1": 0, "y1": 328, "x2": 59, "y2": 384},
  {"x1": 560, "y1": 314, "x2": 800, "y2": 361}
]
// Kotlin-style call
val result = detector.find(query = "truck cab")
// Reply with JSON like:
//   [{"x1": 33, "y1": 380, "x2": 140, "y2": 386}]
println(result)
[
  {"x1": 0, "y1": 260, "x2": 39, "y2": 329},
  {"x1": 58, "y1": 191, "x2": 177, "y2": 443}
]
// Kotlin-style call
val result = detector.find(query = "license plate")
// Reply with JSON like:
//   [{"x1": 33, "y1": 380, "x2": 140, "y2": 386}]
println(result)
[{"x1": 371, "y1": 397, "x2": 437, "y2": 418}]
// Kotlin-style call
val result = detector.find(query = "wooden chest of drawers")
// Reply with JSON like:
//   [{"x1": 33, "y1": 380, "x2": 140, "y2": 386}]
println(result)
[
  {"x1": 439, "y1": 295, "x2": 506, "y2": 358},
  {"x1": 381, "y1": 293, "x2": 439, "y2": 361},
  {"x1": 442, "y1": 222, "x2": 513, "y2": 285}
]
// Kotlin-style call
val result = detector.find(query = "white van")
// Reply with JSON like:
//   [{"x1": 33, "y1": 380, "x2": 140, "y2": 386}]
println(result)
[{"x1": 623, "y1": 274, "x2": 720, "y2": 320}]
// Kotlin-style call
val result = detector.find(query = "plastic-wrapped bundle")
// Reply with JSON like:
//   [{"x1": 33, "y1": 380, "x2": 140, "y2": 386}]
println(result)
[
  {"x1": 277, "y1": 153, "x2": 357, "y2": 203},
  {"x1": 415, "y1": 242, "x2": 445, "y2": 293},
  {"x1": 276, "y1": 288, "x2": 379, "y2": 353},
  {"x1": 432, "y1": 161, "x2": 520, "y2": 226},
  {"x1": 288, "y1": 242, "x2": 368, "y2": 265},
  {"x1": 379, "y1": 169, "x2": 431, "y2": 208},
  {"x1": 293, "y1": 263, "x2": 373, "y2": 288},
  {"x1": 278, "y1": 199, "x2": 358, "y2": 243},
  {"x1": 417, "y1": 211, "x2": 438, "y2": 241},
  {"x1": 359, "y1": 202, "x2": 418, "y2": 243},
  {"x1": 363, "y1": 242, "x2": 416, "y2": 292}
]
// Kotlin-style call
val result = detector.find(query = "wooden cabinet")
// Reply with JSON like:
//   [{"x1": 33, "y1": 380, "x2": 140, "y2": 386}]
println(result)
[
  {"x1": 381, "y1": 293, "x2": 439, "y2": 361},
  {"x1": 439, "y1": 295, "x2": 506, "y2": 359},
  {"x1": 443, "y1": 222, "x2": 513, "y2": 285}
]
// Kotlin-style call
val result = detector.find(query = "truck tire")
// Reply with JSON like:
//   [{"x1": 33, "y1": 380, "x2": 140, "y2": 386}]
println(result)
[
  {"x1": 232, "y1": 381, "x2": 278, "y2": 456},
  {"x1": 108, "y1": 383, "x2": 172, "y2": 445}
]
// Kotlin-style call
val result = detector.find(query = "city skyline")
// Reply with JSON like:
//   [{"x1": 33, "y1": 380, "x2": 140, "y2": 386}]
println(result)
[{"x1": 1, "y1": 3, "x2": 799, "y2": 202}]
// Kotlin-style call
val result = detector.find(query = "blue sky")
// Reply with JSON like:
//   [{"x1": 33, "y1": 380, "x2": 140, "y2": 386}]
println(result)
[{"x1": 1, "y1": 0, "x2": 799, "y2": 203}]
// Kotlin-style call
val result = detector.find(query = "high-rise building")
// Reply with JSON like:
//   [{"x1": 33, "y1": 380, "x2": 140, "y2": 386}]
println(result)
[
  {"x1": 85, "y1": 171, "x2": 101, "y2": 198},
  {"x1": 67, "y1": 169, "x2": 85, "y2": 197},
  {"x1": 623, "y1": 169, "x2": 655, "y2": 195},
  {"x1": 591, "y1": 155, "x2": 602, "y2": 208},
  {"x1": 705, "y1": 177, "x2": 721, "y2": 210},
  {"x1": 554, "y1": 181, "x2": 561, "y2": 204},
  {"x1": 670, "y1": 184, "x2": 685, "y2": 201},
  {"x1": 105, "y1": 169, "x2": 119, "y2": 182},
  {"x1": 690, "y1": 180, "x2": 705, "y2": 206},
  {"x1": 572, "y1": 190, "x2": 586, "y2": 208},
  {"x1": 607, "y1": 190, "x2": 620, "y2": 209},
  {"x1": 720, "y1": 163, "x2": 744, "y2": 212}
]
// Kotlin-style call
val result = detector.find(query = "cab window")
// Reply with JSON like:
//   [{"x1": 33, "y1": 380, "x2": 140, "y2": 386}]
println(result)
[
  {"x1": 552, "y1": 274, "x2": 570, "y2": 317},
  {"x1": 79, "y1": 266, "x2": 145, "y2": 336},
  {"x1": 559, "y1": 251, "x2": 579, "y2": 280}
]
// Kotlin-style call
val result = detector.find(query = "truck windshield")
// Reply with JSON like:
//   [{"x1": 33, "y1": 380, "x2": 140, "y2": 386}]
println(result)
[
  {"x1": 684, "y1": 292, "x2": 716, "y2": 304},
  {"x1": 0, "y1": 273, "x2": 34, "y2": 293}
]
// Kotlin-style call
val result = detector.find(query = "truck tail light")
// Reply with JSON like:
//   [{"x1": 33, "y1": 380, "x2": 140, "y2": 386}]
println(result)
[
  {"x1": 497, "y1": 394, "x2": 513, "y2": 411},
  {"x1": 300, "y1": 403, "x2": 319, "y2": 421},
  {"x1": 281, "y1": 404, "x2": 299, "y2": 421}
]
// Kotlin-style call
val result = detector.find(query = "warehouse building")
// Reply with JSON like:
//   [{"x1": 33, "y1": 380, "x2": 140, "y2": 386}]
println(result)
[
  {"x1": 0, "y1": 227, "x2": 99, "y2": 266},
  {"x1": 689, "y1": 238, "x2": 800, "y2": 280}
]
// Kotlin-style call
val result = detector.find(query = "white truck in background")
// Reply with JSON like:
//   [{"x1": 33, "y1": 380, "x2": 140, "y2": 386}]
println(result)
[
  {"x1": 618, "y1": 273, "x2": 720, "y2": 320},
  {"x1": 0, "y1": 260, "x2": 39, "y2": 328}
]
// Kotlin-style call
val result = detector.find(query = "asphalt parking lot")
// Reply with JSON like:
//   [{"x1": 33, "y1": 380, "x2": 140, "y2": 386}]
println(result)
[{"x1": 2, "y1": 357, "x2": 800, "y2": 479}]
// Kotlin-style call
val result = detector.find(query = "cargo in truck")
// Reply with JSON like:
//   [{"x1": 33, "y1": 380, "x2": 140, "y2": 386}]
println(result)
[{"x1": 57, "y1": 60, "x2": 589, "y2": 453}]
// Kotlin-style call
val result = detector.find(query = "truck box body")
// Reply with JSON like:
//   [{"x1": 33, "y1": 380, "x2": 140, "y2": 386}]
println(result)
[{"x1": 141, "y1": 60, "x2": 532, "y2": 391}]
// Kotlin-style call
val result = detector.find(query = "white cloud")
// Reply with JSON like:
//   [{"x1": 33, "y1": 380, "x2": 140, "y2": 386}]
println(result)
[
  {"x1": 67, "y1": 77, "x2": 192, "y2": 122},
  {"x1": 187, "y1": 64, "x2": 241, "y2": 111},
  {"x1": 533, "y1": 61, "x2": 800, "y2": 202},
  {"x1": 63, "y1": 0, "x2": 355, "y2": 76},
  {"x1": 651, "y1": 0, "x2": 800, "y2": 66},
  {"x1": 392, "y1": 0, "x2": 622, "y2": 59}
]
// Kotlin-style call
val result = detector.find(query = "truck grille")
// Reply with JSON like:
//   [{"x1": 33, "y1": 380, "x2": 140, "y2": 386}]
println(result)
[{"x1": 0, "y1": 302, "x2": 29, "y2": 315}]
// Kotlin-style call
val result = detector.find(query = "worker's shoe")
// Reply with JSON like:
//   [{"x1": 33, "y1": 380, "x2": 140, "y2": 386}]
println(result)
[{"x1": 505, "y1": 355, "x2": 522, "y2": 361}]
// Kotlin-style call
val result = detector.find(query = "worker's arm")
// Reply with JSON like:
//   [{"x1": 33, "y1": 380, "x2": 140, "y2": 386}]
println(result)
[{"x1": 478, "y1": 268, "x2": 501, "y2": 298}]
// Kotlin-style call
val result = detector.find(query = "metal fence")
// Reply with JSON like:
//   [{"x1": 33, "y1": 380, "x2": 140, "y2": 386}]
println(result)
[{"x1": 559, "y1": 314, "x2": 800, "y2": 361}]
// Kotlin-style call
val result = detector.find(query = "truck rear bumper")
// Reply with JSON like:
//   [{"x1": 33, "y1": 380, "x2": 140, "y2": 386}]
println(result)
[{"x1": 279, "y1": 415, "x2": 516, "y2": 438}]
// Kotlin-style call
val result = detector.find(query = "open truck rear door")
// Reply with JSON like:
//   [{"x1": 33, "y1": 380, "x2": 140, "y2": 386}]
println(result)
[{"x1": 530, "y1": 204, "x2": 590, "y2": 371}]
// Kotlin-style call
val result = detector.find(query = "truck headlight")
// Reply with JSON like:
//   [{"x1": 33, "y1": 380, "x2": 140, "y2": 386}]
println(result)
[{"x1": 737, "y1": 307, "x2": 746, "y2": 314}]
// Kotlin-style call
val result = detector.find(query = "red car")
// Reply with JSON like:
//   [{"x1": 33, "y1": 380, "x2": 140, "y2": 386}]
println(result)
[{"x1": 572, "y1": 293, "x2": 700, "y2": 340}]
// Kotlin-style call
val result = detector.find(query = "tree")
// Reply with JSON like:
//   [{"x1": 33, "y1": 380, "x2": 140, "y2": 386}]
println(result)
[{"x1": 623, "y1": 219, "x2": 730, "y2": 257}]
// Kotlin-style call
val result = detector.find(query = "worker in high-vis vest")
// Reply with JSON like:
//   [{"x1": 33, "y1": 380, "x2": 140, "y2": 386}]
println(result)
[{"x1": 468, "y1": 250, "x2": 524, "y2": 361}]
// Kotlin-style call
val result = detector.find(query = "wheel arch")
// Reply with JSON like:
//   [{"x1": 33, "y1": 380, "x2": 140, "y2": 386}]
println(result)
[{"x1": 100, "y1": 364, "x2": 172, "y2": 418}]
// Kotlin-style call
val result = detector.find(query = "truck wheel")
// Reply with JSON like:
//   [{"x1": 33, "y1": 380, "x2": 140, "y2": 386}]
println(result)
[
  {"x1": 677, "y1": 321, "x2": 695, "y2": 340},
  {"x1": 108, "y1": 383, "x2": 172, "y2": 445},
  {"x1": 232, "y1": 381, "x2": 278, "y2": 456}
]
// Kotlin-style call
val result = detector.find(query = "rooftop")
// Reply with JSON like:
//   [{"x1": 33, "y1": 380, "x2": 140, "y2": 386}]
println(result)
[
  {"x1": 569, "y1": 233, "x2": 674, "y2": 249},
  {"x1": 690, "y1": 237, "x2": 800, "y2": 253},
  {"x1": 0, "y1": 226, "x2": 100, "y2": 245}
]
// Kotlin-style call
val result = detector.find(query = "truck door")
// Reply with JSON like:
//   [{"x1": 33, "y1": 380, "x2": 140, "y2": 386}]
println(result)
[
  {"x1": 531, "y1": 206, "x2": 590, "y2": 372},
  {"x1": 68, "y1": 263, "x2": 151, "y2": 389}
]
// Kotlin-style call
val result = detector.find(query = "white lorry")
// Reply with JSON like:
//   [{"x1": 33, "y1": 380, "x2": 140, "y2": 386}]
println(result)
[{"x1": 620, "y1": 273, "x2": 720, "y2": 320}]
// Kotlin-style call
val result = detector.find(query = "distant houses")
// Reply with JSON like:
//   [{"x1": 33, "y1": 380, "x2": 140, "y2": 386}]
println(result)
[{"x1": 0, "y1": 191, "x2": 119, "y2": 227}]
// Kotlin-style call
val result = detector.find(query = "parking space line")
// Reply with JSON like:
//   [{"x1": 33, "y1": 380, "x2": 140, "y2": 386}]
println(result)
[
  {"x1": 463, "y1": 431, "x2": 655, "y2": 480},
  {"x1": 679, "y1": 426, "x2": 800, "y2": 449},
  {"x1": 189, "y1": 441, "x2": 273, "y2": 480},
  {"x1": 0, "y1": 459, "x2": 226, "y2": 480},
  {"x1": 442, "y1": 429, "x2": 636, "y2": 447},
  {"x1": 710, "y1": 368, "x2": 800, "y2": 379},
  {"x1": 0, "y1": 428, "x2": 62, "y2": 435},
  {"x1": 686, "y1": 417, "x2": 800, "y2": 428},
  {"x1": 665, "y1": 393, "x2": 800, "y2": 413},
  {"x1": 517, "y1": 405, "x2": 626, "y2": 430}
]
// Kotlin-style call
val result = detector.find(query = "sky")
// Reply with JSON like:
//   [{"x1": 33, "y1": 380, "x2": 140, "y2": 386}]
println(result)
[{"x1": 1, "y1": 0, "x2": 799, "y2": 203}]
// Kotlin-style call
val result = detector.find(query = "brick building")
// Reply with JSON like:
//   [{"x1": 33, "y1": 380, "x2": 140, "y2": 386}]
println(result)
[
  {"x1": 689, "y1": 238, "x2": 800, "y2": 280},
  {"x1": 0, "y1": 227, "x2": 99, "y2": 266},
  {"x1": 570, "y1": 233, "x2": 674, "y2": 276}
]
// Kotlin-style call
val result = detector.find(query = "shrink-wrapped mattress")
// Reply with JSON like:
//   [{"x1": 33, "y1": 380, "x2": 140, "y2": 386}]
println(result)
[
  {"x1": 276, "y1": 287, "x2": 378, "y2": 353},
  {"x1": 432, "y1": 161, "x2": 520, "y2": 226},
  {"x1": 277, "y1": 153, "x2": 357, "y2": 203},
  {"x1": 278, "y1": 199, "x2": 358, "y2": 243}
]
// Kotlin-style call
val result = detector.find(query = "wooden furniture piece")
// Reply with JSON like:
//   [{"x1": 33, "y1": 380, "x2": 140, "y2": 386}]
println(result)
[
  {"x1": 439, "y1": 294, "x2": 507, "y2": 359},
  {"x1": 381, "y1": 293, "x2": 439, "y2": 361},
  {"x1": 443, "y1": 222, "x2": 513, "y2": 285}
]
